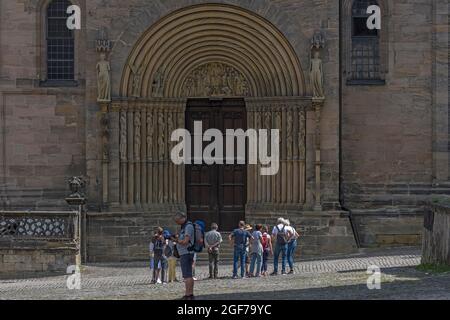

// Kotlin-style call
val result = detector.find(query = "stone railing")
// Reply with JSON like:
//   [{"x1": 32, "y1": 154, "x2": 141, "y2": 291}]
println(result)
[
  {"x1": 0, "y1": 211, "x2": 79, "y2": 278},
  {"x1": 422, "y1": 204, "x2": 450, "y2": 265}
]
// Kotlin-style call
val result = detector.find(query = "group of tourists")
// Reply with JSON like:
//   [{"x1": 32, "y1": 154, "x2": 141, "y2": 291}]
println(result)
[{"x1": 149, "y1": 212, "x2": 300, "y2": 300}]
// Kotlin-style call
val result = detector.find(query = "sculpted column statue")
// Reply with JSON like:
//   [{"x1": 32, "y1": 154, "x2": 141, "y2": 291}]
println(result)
[
  {"x1": 310, "y1": 50, "x2": 324, "y2": 98},
  {"x1": 130, "y1": 64, "x2": 142, "y2": 98},
  {"x1": 96, "y1": 53, "x2": 111, "y2": 102},
  {"x1": 152, "y1": 68, "x2": 165, "y2": 98}
]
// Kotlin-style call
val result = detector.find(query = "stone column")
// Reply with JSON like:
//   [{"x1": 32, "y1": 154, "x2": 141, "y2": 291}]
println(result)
[
  {"x1": 99, "y1": 102, "x2": 109, "y2": 207},
  {"x1": 245, "y1": 97, "x2": 309, "y2": 213},
  {"x1": 313, "y1": 98, "x2": 325, "y2": 211},
  {"x1": 119, "y1": 106, "x2": 128, "y2": 206},
  {"x1": 108, "y1": 102, "x2": 121, "y2": 207}
]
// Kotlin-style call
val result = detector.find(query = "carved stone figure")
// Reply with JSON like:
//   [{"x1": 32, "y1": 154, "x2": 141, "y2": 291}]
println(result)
[
  {"x1": 310, "y1": 50, "x2": 324, "y2": 98},
  {"x1": 152, "y1": 68, "x2": 165, "y2": 97},
  {"x1": 275, "y1": 112, "x2": 282, "y2": 130},
  {"x1": 120, "y1": 112, "x2": 127, "y2": 161},
  {"x1": 130, "y1": 64, "x2": 142, "y2": 98},
  {"x1": 182, "y1": 62, "x2": 249, "y2": 97},
  {"x1": 255, "y1": 112, "x2": 261, "y2": 129},
  {"x1": 286, "y1": 110, "x2": 293, "y2": 157},
  {"x1": 67, "y1": 176, "x2": 86, "y2": 199},
  {"x1": 96, "y1": 53, "x2": 111, "y2": 102},
  {"x1": 146, "y1": 112, "x2": 154, "y2": 160},
  {"x1": 298, "y1": 111, "x2": 306, "y2": 159},
  {"x1": 158, "y1": 112, "x2": 165, "y2": 159},
  {"x1": 265, "y1": 111, "x2": 271, "y2": 129},
  {"x1": 134, "y1": 112, "x2": 141, "y2": 161}
]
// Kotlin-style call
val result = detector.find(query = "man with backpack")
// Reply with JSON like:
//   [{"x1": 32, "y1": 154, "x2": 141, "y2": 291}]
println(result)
[
  {"x1": 271, "y1": 218, "x2": 292, "y2": 276},
  {"x1": 174, "y1": 211, "x2": 197, "y2": 300}
]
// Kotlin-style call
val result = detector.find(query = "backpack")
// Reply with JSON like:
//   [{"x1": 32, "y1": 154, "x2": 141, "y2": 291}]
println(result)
[
  {"x1": 164, "y1": 243, "x2": 173, "y2": 257},
  {"x1": 185, "y1": 221, "x2": 205, "y2": 253},
  {"x1": 276, "y1": 225, "x2": 288, "y2": 245},
  {"x1": 153, "y1": 236, "x2": 164, "y2": 251}
]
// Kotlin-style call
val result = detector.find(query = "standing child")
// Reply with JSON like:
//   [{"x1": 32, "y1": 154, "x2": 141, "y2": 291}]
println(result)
[
  {"x1": 165, "y1": 232, "x2": 178, "y2": 283},
  {"x1": 249, "y1": 224, "x2": 263, "y2": 277},
  {"x1": 151, "y1": 227, "x2": 168, "y2": 284},
  {"x1": 149, "y1": 236, "x2": 162, "y2": 283},
  {"x1": 261, "y1": 225, "x2": 273, "y2": 276}
]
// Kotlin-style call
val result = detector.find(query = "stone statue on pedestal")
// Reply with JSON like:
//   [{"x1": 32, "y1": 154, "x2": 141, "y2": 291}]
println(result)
[
  {"x1": 96, "y1": 53, "x2": 111, "y2": 102},
  {"x1": 310, "y1": 50, "x2": 324, "y2": 99}
]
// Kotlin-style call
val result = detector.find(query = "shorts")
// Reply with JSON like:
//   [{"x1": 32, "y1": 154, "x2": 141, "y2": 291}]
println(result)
[{"x1": 180, "y1": 253, "x2": 194, "y2": 279}]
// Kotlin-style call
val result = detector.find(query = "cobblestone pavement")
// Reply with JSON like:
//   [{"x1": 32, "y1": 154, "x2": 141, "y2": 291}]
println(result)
[{"x1": 0, "y1": 247, "x2": 449, "y2": 300}]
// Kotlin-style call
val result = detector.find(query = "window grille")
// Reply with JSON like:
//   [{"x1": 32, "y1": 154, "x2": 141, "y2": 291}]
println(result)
[
  {"x1": 47, "y1": 0, "x2": 74, "y2": 81},
  {"x1": 350, "y1": 0, "x2": 381, "y2": 81}
]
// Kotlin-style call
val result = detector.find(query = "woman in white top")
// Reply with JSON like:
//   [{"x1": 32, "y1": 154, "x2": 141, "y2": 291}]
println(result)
[{"x1": 285, "y1": 220, "x2": 300, "y2": 274}]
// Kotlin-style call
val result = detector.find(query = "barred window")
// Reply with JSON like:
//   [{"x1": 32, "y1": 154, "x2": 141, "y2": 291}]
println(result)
[
  {"x1": 46, "y1": 0, "x2": 74, "y2": 81},
  {"x1": 350, "y1": 0, "x2": 380, "y2": 81}
]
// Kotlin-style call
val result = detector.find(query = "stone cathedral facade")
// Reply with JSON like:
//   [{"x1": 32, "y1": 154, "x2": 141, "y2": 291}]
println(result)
[{"x1": 0, "y1": 0, "x2": 448, "y2": 262}]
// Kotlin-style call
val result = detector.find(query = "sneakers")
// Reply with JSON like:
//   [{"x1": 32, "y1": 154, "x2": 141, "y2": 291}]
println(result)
[
  {"x1": 288, "y1": 270, "x2": 295, "y2": 275},
  {"x1": 270, "y1": 271, "x2": 278, "y2": 276}
]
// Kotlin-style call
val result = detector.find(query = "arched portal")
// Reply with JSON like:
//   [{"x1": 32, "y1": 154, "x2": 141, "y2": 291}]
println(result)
[
  {"x1": 120, "y1": 4, "x2": 306, "y2": 98},
  {"x1": 108, "y1": 4, "x2": 317, "y2": 224}
]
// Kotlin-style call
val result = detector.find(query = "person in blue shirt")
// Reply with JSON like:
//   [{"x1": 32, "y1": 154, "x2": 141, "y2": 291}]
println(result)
[
  {"x1": 229, "y1": 221, "x2": 253, "y2": 279},
  {"x1": 174, "y1": 211, "x2": 195, "y2": 300}
]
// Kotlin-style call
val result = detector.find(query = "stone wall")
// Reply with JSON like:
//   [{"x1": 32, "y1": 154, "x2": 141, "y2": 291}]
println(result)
[
  {"x1": 340, "y1": 0, "x2": 448, "y2": 246},
  {"x1": 86, "y1": 211, "x2": 179, "y2": 263},
  {"x1": 422, "y1": 204, "x2": 450, "y2": 265},
  {"x1": 0, "y1": 246, "x2": 77, "y2": 279},
  {"x1": 0, "y1": 1, "x2": 86, "y2": 210},
  {"x1": 246, "y1": 210, "x2": 358, "y2": 257},
  {"x1": 0, "y1": 210, "x2": 79, "y2": 278},
  {"x1": 87, "y1": 210, "x2": 358, "y2": 262}
]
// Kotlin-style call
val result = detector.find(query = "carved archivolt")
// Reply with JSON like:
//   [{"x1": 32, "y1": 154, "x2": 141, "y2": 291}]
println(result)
[
  {"x1": 121, "y1": 4, "x2": 305, "y2": 98},
  {"x1": 182, "y1": 63, "x2": 249, "y2": 98}
]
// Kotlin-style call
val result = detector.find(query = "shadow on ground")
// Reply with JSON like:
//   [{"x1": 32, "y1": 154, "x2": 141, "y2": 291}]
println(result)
[{"x1": 195, "y1": 267, "x2": 450, "y2": 300}]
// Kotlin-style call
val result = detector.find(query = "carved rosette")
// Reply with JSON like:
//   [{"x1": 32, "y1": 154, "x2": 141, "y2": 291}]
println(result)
[{"x1": 182, "y1": 62, "x2": 249, "y2": 97}]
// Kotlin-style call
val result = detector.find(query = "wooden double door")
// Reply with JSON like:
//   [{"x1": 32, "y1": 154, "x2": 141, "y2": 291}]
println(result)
[{"x1": 186, "y1": 99, "x2": 247, "y2": 231}]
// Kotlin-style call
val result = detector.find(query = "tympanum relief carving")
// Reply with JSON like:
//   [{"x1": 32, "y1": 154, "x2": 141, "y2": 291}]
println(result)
[{"x1": 182, "y1": 63, "x2": 249, "y2": 97}]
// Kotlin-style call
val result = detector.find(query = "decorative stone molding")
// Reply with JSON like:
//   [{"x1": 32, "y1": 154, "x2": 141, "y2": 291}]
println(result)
[{"x1": 95, "y1": 27, "x2": 111, "y2": 53}]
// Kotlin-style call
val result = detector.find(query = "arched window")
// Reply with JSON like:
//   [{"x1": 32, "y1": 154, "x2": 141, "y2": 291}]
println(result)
[
  {"x1": 46, "y1": 0, "x2": 74, "y2": 81},
  {"x1": 349, "y1": 0, "x2": 382, "y2": 82}
]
